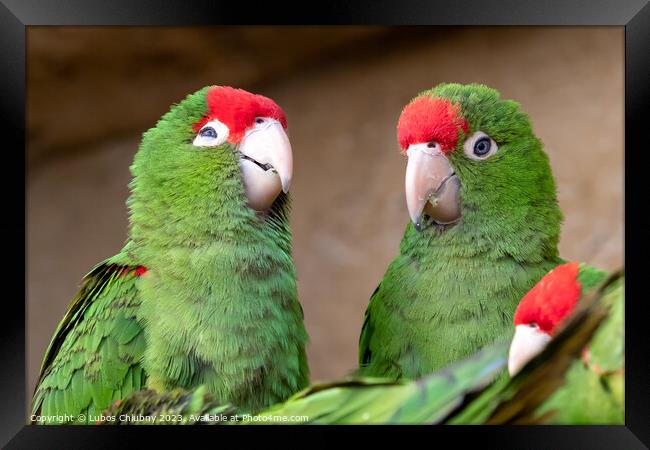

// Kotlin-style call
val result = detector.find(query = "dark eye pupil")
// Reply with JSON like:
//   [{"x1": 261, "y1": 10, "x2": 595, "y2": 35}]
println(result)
[
  {"x1": 200, "y1": 127, "x2": 217, "y2": 138},
  {"x1": 473, "y1": 137, "x2": 491, "y2": 156},
  {"x1": 256, "y1": 118, "x2": 264, "y2": 124}
]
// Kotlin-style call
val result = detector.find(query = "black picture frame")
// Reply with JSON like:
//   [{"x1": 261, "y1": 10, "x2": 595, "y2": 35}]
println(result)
[{"x1": 4, "y1": 0, "x2": 648, "y2": 447}]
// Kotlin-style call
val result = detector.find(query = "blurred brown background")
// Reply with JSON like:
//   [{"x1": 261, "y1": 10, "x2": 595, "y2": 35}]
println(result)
[{"x1": 27, "y1": 27, "x2": 624, "y2": 400}]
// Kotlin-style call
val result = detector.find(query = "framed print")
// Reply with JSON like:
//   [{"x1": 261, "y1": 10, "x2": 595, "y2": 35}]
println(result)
[{"x1": 3, "y1": 0, "x2": 648, "y2": 447}]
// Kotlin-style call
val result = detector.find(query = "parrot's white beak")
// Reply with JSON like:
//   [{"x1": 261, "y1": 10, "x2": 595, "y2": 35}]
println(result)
[
  {"x1": 239, "y1": 118, "x2": 293, "y2": 212},
  {"x1": 507, "y1": 324, "x2": 552, "y2": 376},
  {"x1": 405, "y1": 143, "x2": 461, "y2": 231}
]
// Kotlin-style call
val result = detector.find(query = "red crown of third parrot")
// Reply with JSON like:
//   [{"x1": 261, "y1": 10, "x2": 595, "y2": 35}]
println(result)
[{"x1": 513, "y1": 262, "x2": 582, "y2": 335}]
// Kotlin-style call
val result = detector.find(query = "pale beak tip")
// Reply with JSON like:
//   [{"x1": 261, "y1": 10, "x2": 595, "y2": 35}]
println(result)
[
  {"x1": 410, "y1": 211, "x2": 424, "y2": 231},
  {"x1": 281, "y1": 176, "x2": 291, "y2": 194},
  {"x1": 507, "y1": 325, "x2": 552, "y2": 378},
  {"x1": 507, "y1": 360, "x2": 518, "y2": 377}
]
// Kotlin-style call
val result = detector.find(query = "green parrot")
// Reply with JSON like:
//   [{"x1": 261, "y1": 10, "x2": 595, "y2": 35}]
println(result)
[
  {"x1": 31, "y1": 85, "x2": 309, "y2": 423},
  {"x1": 358, "y1": 83, "x2": 565, "y2": 379}
]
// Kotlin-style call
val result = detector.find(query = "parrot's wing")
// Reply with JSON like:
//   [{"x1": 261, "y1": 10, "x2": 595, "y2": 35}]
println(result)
[
  {"x1": 244, "y1": 339, "x2": 508, "y2": 424},
  {"x1": 448, "y1": 270, "x2": 623, "y2": 424},
  {"x1": 357, "y1": 284, "x2": 380, "y2": 368},
  {"x1": 31, "y1": 261, "x2": 147, "y2": 424}
]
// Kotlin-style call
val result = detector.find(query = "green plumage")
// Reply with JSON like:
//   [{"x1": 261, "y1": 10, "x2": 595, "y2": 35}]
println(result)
[
  {"x1": 245, "y1": 340, "x2": 508, "y2": 424},
  {"x1": 32, "y1": 87, "x2": 309, "y2": 423},
  {"x1": 101, "y1": 340, "x2": 508, "y2": 425},
  {"x1": 32, "y1": 263, "x2": 147, "y2": 424},
  {"x1": 101, "y1": 266, "x2": 623, "y2": 425},
  {"x1": 359, "y1": 83, "x2": 563, "y2": 379}
]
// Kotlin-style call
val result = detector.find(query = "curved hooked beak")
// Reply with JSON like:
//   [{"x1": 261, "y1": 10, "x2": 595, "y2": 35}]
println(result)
[
  {"x1": 405, "y1": 143, "x2": 461, "y2": 231},
  {"x1": 239, "y1": 119, "x2": 293, "y2": 211},
  {"x1": 507, "y1": 325, "x2": 552, "y2": 376}
]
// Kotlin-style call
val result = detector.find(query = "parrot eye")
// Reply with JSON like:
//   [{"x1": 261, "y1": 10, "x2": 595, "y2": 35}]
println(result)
[
  {"x1": 193, "y1": 120, "x2": 229, "y2": 147},
  {"x1": 200, "y1": 127, "x2": 217, "y2": 138},
  {"x1": 463, "y1": 131, "x2": 498, "y2": 160},
  {"x1": 473, "y1": 138, "x2": 491, "y2": 156},
  {"x1": 255, "y1": 118, "x2": 265, "y2": 124},
  {"x1": 528, "y1": 322, "x2": 539, "y2": 329}
]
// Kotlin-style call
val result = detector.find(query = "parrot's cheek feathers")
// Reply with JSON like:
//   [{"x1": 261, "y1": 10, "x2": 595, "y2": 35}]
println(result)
[{"x1": 240, "y1": 158, "x2": 283, "y2": 211}]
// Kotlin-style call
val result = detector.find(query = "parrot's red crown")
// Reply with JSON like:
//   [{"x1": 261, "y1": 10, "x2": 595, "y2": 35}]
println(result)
[
  {"x1": 513, "y1": 262, "x2": 582, "y2": 335},
  {"x1": 193, "y1": 86, "x2": 287, "y2": 144},
  {"x1": 397, "y1": 96, "x2": 469, "y2": 154}
]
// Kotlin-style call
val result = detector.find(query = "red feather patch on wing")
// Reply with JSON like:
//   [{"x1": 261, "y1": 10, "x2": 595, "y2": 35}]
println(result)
[
  {"x1": 192, "y1": 86, "x2": 287, "y2": 144},
  {"x1": 119, "y1": 266, "x2": 148, "y2": 278},
  {"x1": 397, "y1": 96, "x2": 469, "y2": 154},
  {"x1": 513, "y1": 262, "x2": 582, "y2": 335}
]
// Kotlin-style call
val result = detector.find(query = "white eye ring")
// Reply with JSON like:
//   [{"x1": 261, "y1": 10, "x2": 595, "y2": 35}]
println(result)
[
  {"x1": 463, "y1": 131, "x2": 498, "y2": 160},
  {"x1": 193, "y1": 120, "x2": 230, "y2": 147}
]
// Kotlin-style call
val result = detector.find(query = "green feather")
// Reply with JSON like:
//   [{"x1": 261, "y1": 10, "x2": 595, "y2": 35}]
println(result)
[
  {"x1": 247, "y1": 340, "x2": 508, "y2": 424},
  {"x1": 115, "y1": 318, "x2": 142, "y2": 345},
  {"x1": 31, "y1": 263, "x2": 146, "y2": 423}
]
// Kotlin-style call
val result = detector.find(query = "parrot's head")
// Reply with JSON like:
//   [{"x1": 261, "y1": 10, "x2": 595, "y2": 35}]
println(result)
[
  {"x1": 397, "y1": 83, "x2": 562, "y2": 258},
  {"x1": 128, "y1": 86, "x2": 293, "y2": 245},
  {"x1": 507, "y1": 262, "x2": 582, "y2": 376}
]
